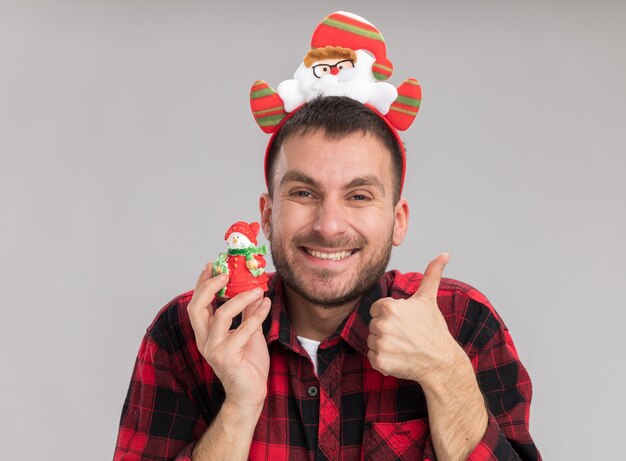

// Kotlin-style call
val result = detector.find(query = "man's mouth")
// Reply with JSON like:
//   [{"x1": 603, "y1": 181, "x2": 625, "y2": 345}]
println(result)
[
  {"x1": 302, "y1": 247, "x2": 358, "y2": 261},
  {"x1": 293, "y1": 234, "x2": 366, "y2": 263}
]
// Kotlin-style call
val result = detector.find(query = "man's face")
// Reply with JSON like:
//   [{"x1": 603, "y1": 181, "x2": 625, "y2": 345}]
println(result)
[{"x1": 260, "y1": 129, "x2": 408, "y2": 307}]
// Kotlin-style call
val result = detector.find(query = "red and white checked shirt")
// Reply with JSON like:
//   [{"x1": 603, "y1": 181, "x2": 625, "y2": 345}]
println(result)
[{"x1": 114, "y1": 271, "x2": 541, "y2": 460}]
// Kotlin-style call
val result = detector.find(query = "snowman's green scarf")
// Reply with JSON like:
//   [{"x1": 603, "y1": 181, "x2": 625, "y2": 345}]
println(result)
[{"x1": 213, "y1": 244, "x2": 267, "y2": 277}]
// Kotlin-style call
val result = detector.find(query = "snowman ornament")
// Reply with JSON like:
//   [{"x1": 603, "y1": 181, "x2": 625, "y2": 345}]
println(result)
[{"x1": 212, "y1": 221, "x2": 268, "y2": 298}]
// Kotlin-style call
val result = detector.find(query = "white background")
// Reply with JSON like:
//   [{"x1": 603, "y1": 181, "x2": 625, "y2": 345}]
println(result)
[{"x1": 1, "y1": 1, "x2": 625, "y2": 459}]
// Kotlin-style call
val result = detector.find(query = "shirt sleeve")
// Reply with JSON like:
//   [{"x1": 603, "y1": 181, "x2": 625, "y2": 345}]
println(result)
[
  {"x1": 459, "y1": 298, "x2": 542, "y2": 461},
  {"x1": 113, "y1": 334, "x2": 207, "y2": 461}
]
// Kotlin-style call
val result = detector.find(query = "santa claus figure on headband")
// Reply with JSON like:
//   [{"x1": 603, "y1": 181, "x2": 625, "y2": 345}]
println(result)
[
  {"x1": 278, "y1": 46, "x2": 398, "y2": 114},
  {"x1": 251, "y1": 11, "x2": 422, "y2": 132}
]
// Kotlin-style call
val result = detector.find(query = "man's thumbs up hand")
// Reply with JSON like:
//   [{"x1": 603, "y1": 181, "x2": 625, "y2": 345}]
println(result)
[{"x1": 367, "y1": 253, "x2": 465, "y2": 385}]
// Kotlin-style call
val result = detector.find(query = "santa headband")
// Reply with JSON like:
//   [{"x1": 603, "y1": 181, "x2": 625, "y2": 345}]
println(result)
[{"x1": 250, "y1": 11, "x2": 422, "y2": 193}]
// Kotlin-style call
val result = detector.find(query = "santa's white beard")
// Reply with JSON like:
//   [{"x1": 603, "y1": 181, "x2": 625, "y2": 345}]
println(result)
[
  {"x1": 301, "y1": 68, "x2": 372, "y2": 102},
  {"x1": 277, "y1": 50, "x2": 398, "y2": 114}
]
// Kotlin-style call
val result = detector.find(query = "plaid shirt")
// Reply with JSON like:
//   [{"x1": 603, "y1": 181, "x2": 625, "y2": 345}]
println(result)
[{"x1": 114, "y1": 271, "x2": 541, "y2": 460}]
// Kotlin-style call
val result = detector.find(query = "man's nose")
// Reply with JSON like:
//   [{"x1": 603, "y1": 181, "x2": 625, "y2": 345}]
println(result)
[
  {"x1": 313, "y1": 200, "x2": 348, "y2": 239},
  {"x1": 330, "y1": 67, "x2": 339, "y2": 75}
]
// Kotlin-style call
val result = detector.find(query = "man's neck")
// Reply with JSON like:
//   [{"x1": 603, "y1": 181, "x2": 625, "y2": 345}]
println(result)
[{"x1": 282, "y1": 285, "x2": 360, "y2": 342}]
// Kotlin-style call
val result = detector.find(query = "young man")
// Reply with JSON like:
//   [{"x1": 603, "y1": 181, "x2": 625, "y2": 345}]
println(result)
[{"x1": 114, "y1": 97, "x2": 541, "y2": 460}]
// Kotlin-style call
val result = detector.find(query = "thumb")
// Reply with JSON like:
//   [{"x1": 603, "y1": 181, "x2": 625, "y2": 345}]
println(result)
[{"x1": 413, "y1": 253, "x2": 450, "y2": 300}]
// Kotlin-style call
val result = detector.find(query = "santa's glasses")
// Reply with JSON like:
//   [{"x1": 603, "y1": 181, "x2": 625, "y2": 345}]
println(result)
[{"x1": 312, "y1": 60, "x2": 355, "y2": 78}]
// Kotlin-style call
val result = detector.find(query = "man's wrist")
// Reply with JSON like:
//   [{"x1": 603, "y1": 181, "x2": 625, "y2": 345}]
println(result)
[
  {"x1": 221, "y1": 396, "x2": 265, "y2": 425},
  {"x1": 418, "y1": 343, "x2": 475, "y2": 396},
  {"x1": 191, "y1": 397, "x2": 265, "y2": 461}
]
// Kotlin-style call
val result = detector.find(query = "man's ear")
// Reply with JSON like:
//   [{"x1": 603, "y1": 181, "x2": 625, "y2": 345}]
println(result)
[
  {"x1": 259, "y1": 193, "x2": 272, "y2": 239},
  {"x1": 392, "y1": 198, "x2": 409, "y2": 246}
]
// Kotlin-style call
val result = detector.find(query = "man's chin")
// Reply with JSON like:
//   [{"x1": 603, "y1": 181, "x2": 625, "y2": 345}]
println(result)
[
  {"x1": 286, "y1": 281, "x2": 362, "y2": 308},
  {"x1": 271, "y1": 237, "x2": 392, "y2": 308},
  {"x1": 280, "y1": 271, "x2": 366, "y2": 307}
]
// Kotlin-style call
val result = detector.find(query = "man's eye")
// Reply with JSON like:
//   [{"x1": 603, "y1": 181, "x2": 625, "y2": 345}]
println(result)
[
  {"x1": 351, "y1": 194, "x2": 367, "y2": 201},
  {"x1": 293, "y1": 191, "x2": 312, "y2": 198}
]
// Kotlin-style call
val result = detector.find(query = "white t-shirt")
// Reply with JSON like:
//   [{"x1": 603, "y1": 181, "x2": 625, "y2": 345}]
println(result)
[{"x1": 297, "y1": 336, "x2": 321, "y2": 375}]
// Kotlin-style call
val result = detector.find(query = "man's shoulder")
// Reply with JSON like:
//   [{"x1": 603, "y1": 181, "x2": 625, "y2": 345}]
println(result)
[
  {"x1": 144, "y1": 290, "x2": 195, "y2": 353},
  {"x1": 138, "y1": 290, "x2": 218, "y2": 401},
  {"x1": 384, "y1": 269, "x2": 491, "y2": 304}
]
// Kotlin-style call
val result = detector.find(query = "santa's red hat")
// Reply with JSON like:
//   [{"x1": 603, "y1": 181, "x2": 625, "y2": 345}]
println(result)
[
  {"x1": 224, "y1": 221, "x2": 260, "y2": 245},
  {"x1": 310, "y1": 11, "x2": 393, "y2": 81}
]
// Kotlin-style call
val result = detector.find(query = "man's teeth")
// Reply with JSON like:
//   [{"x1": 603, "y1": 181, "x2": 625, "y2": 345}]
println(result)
[{"x1": 306, "y1": 249, "x2": 353, "y2": 260}]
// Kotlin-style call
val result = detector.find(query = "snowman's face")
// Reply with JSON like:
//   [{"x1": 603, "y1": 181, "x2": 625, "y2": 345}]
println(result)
[{"x1": 226, "y1": 232, "x2": 252, "y2": 249}]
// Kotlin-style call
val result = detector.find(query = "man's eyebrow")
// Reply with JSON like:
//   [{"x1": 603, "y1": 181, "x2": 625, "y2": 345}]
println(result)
[
  {"x1": 280, "y1": 172, "x2": 386, "y2": 196},
  {"x1": 280, "y1": 171, "x2": 321, "y2": 188},
  {"x1": 345, "y1": 175, "x2": 386, "y2": 196}
]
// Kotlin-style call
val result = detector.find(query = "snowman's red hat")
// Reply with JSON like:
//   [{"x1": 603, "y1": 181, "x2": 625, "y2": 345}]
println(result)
[{"x1": 224, "y1": 221, "x2": 260, "y2": 245}]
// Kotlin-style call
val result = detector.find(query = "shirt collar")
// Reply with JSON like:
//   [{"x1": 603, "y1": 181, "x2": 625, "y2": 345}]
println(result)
[{"x1": 262, "y1": 272, "x2": 391, "y2": 356}]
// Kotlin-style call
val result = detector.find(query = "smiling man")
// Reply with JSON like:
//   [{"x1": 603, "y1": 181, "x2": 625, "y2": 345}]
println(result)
[{"x1": 114, "y1": 11, "x2": 541, "y2": 461}]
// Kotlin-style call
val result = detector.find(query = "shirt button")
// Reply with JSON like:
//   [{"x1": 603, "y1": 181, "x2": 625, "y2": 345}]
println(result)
[{"x1": 307, "y1": 386, "x2": 318, "y2": 397}]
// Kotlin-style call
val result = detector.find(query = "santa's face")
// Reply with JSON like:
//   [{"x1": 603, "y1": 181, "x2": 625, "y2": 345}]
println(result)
[
  {"x1": 259, "y1": 129, "x2": 408, "y2": 308},
  {"x1": 226, "y1": 232, "x2": 252, "y2": 249},
  {"x1": 294, "y1": 50, "x2": 376, "y2": 101},
  {"x1": 310, "y1": 58, "x2": 355, "y2": 78}
]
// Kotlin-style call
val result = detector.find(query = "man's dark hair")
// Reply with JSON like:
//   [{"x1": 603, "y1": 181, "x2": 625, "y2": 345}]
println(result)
[{"x1": 266, "y1": 96, "x2": 404, "y2": 203}]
